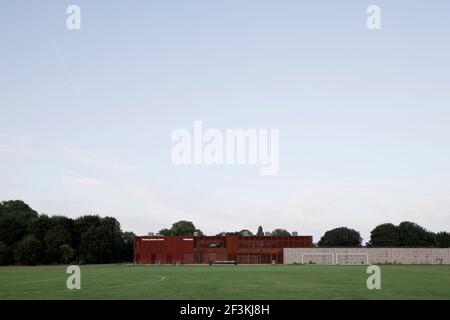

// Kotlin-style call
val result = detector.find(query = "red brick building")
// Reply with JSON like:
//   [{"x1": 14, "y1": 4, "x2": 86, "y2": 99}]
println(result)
[{"x1": 134, "y1": 235, "x2": 313, "y2": 264}]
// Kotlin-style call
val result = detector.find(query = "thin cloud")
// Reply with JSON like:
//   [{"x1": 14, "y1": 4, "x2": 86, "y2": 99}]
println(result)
[{"x1": 50, "y1": 40, "x2": 80, "y2": 95}]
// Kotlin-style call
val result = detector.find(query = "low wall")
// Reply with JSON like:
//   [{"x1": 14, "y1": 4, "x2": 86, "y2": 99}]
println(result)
[{"x1": 284, "y1": 247, "x2": 450, "y2": 265}]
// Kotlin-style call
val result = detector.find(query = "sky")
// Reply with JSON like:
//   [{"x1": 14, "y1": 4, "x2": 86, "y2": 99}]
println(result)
[{"x1": 1, "y1": 1, "x2": 450, "y2": 243}]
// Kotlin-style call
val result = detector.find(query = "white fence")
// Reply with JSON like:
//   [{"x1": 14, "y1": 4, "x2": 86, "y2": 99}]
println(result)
[{"x1": 284, "y1": 247, "x2": 450, "y2": 265}]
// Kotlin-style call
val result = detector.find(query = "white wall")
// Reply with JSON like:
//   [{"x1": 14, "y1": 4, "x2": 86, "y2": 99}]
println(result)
[{"x1": 284, "y1": 247, "x2": 450, "y2": 265}]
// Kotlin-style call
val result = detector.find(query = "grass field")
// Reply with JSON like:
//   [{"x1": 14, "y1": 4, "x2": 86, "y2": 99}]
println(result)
[{"x1": 0, "y1": 264, "x2": 449, "y2": 300}]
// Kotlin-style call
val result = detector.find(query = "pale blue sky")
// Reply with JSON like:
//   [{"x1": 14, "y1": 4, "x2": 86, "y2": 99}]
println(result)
[{"x1": 1, "y1": 1, "x2": 450, "y2": 242}]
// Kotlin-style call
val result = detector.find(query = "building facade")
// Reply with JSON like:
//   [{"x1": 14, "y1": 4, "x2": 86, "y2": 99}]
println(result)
[{"x1": 134, "y1": 235, "x2": 313, "y2": 264}]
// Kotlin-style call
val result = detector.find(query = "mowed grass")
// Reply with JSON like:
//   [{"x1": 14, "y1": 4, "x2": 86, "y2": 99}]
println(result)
[{"x1": 0, "y1": 264, "x2": 449, "y2": 300}]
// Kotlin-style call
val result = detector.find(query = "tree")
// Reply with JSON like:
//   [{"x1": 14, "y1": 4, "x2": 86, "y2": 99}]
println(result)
[
  {"x1": 436, "y1": 232, "x2": 450, "y2": 248},
  {"x1": 120, "y1": 231, "x2": 135, "y2": 262},
  {"x1": 60, "y1": 244, "x2": 75, "y2": 264},
  {"x1": 29, "y1": 215, "x2": 53, "y2": 242},
  {"x1": 159, "y1": 221, "x2": 203, "y2": 236},
  {"x1": 318, "y1": 227, "x2": 362, "y2": 247},
  {"x1": 218, "y1": 231, "x2": 236, "y2": 236},
  {"x1": 0, "y1": 199, "x2": 136, "y2": 264},
  {"x1": 48, "y1": 216, "x2": 75, "y2": 236},
  {"x1": 256, "y1": 226, "x2": 264, "y2": 236},
  {"x1": 239, "y1": 229, "x2": 253, "y2": 236},
  {"x1": 0, "y1": 200, "x2": 38, "y2": 217},
  {"x1": 398, "y1": 221, "x2": 437, "y2": 247},
  {"x1": 368, "y1": 223, "x2": 400, "y2": 247},
  {"x1": 79, "y1": 225, "x2": 112, "y2": 263},
  {"x1": 14, "y1": 236, "x2": 44, "y2": 265},
  {"x1": 158, "y1": 228, "x2": 172, "y2": 236},
  {"x1": 271, "y1": 229, "x2": 291, "y2": 236},
  {"x1": 74, "y1": 215, "x2": 102, "y2": 247},
  {"x1": 0, "y1": 241, "x2": 12, "y2": 265},
  {"x1": 216, "y1": 230, "x2": 254, "y2": 236},
  {"x1": 435, "y1": 232, "x2": 450, "y2": 248},
  {"x1": 171, "y1": 220, "x2": 198, "y2": 236},
  {"x1": 0, "y1": 200, "x2": 38, "y2": 245},
  {"x1": 44, "y1": 225, "x2": 72, "y2": 263},
  {"x1": 79, "y1": 217, "x2": 124, "y2": 263}
]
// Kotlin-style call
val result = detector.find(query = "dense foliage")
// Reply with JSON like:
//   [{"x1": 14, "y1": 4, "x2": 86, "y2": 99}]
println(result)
[
  {"x1": 256, "y1": 226, "x2": 264, "y2": 236},
  {"x1": 1, "y1": 199, "x2": 448, "y2": 265},
  {"x1": 368, "y1": 221, "x2": 444, "y2": 247},
  {"x1": 435, "y1": 232, "x2": 450, "y2": 248},
  {"x1": 368, "y1": 223, "x2": 401, "y2": 246},
  {"x1": 0, "y1": 200, "x2": 135, "y2": 265},
  {"x1": 271, "y1": 229, "x2": 291, "y2": 236},
  {"x1": 158, "y1": 220, "x2": 203, "y2": 236},
  {"x1": 318, "y1": 227, "x2": 362, "y2": 247}
]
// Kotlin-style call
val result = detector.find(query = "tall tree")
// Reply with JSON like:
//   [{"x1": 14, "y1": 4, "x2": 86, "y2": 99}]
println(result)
[
  {"x1": 159, "y1": 220, "x2": 203, "y2": 236},
  {"x1": 398, "y1": 221, "x2": 437, "y2": 247},
  {"x1": 435, "y1": 232, "x2": 450, "y2": 248},
  {"x1": 171, "y1": 220, "x2": 197, "y2": 236},
  {"x1": 0, "y1": 200, "x2": 137, "y2": 264},
  {"x1": 79, "y1": 217, "x2": 124, "y2": 263},
  {"x1": 240, "y1": 229, "x2": 253, "y2": 236},
  {"x1": 29, "y1": 215, "x2": 53, "y2": 242},
  {"x1": 216, "y1": 230, "x2": 254, "y2": 236},
  {"x1": 0, "y1": 200, "x2": 38, "y2": 245},
  {"x1": 368, "y1": 223, "x2": 400, "y2": 246},
  {"x1": 14, "y1": 236, "x2": 44, "y2": 265},
  {"x1": 0, "y1": 241, "x2": 12, "y2": 265},
  {"x1": 120, "y1": 231, "x2": 136, "y2": 261},
  {"x1": 74, "y1": 215, "x2": 102, "y2": 248},
  {"x1": 158, "y1": 228, "x2": 172, "y2": 236},
  {"x1": 49, "y1": 216, "x2": 75, "y2": 235},
  {"x1": 318, "y1": 227, "x2": 362, "y2": 247},
  {"x1": 44, "y1": 225, "x2": 72, "y2": 263},
  {"x1": 60, "y1": 244, "x2": 75, "y2": 264},
  {"x1": 256, "y1": 226, "x2": 264, "y2": 236},
  {"x1": 271, "y1": 229, "x2": 291, "y2": 236},
  {"x1": 0, "y1": 200, "x2": 37, "y2": 217}
]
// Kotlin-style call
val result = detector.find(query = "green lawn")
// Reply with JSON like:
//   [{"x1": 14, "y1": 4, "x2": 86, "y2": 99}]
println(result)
[{"x1": 0, "y1": 264, "x2": 449, "y2": 299}]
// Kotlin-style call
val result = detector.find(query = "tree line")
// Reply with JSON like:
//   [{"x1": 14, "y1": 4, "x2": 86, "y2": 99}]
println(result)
[
  {"x1": 317, "y1": 223, "x2": 450, "y2": 247},
  {"x1": 158, "y1": 220, "x2": 450, "y2": 248},
  {"x1": 0, "y1": 200, "x2": 134, "y2": 266},
  {"x1": 2, "y1": 200, "x2": 449, "y2": 266},
  {"x1": 157, "y1": 221, "x2": 292, "y2": 237}
]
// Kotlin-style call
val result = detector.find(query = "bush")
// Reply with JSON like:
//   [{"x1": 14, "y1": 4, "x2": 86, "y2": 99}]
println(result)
[
  {"x1": 44, "y1": 225, "x2": 72, "y2": 263},
  {"x1": 60, "y1": 244, "x2": 75, "y2": 264},
  {"x1": 0, "y1": 241, "x2": 12, "y2": 265},
  {"x1": 14, "y1": 236, "x2": 44, "y2": 265}
]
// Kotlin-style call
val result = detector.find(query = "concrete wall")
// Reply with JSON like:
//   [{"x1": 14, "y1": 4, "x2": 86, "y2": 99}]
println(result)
[{"x1": 284, "y1": 247, "x2": 450, "y2": 265}]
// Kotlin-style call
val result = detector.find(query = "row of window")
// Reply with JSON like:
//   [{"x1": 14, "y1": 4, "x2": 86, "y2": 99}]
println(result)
[{"x1": 194, "y1": 240, "x2": 310, "y2": 248}]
